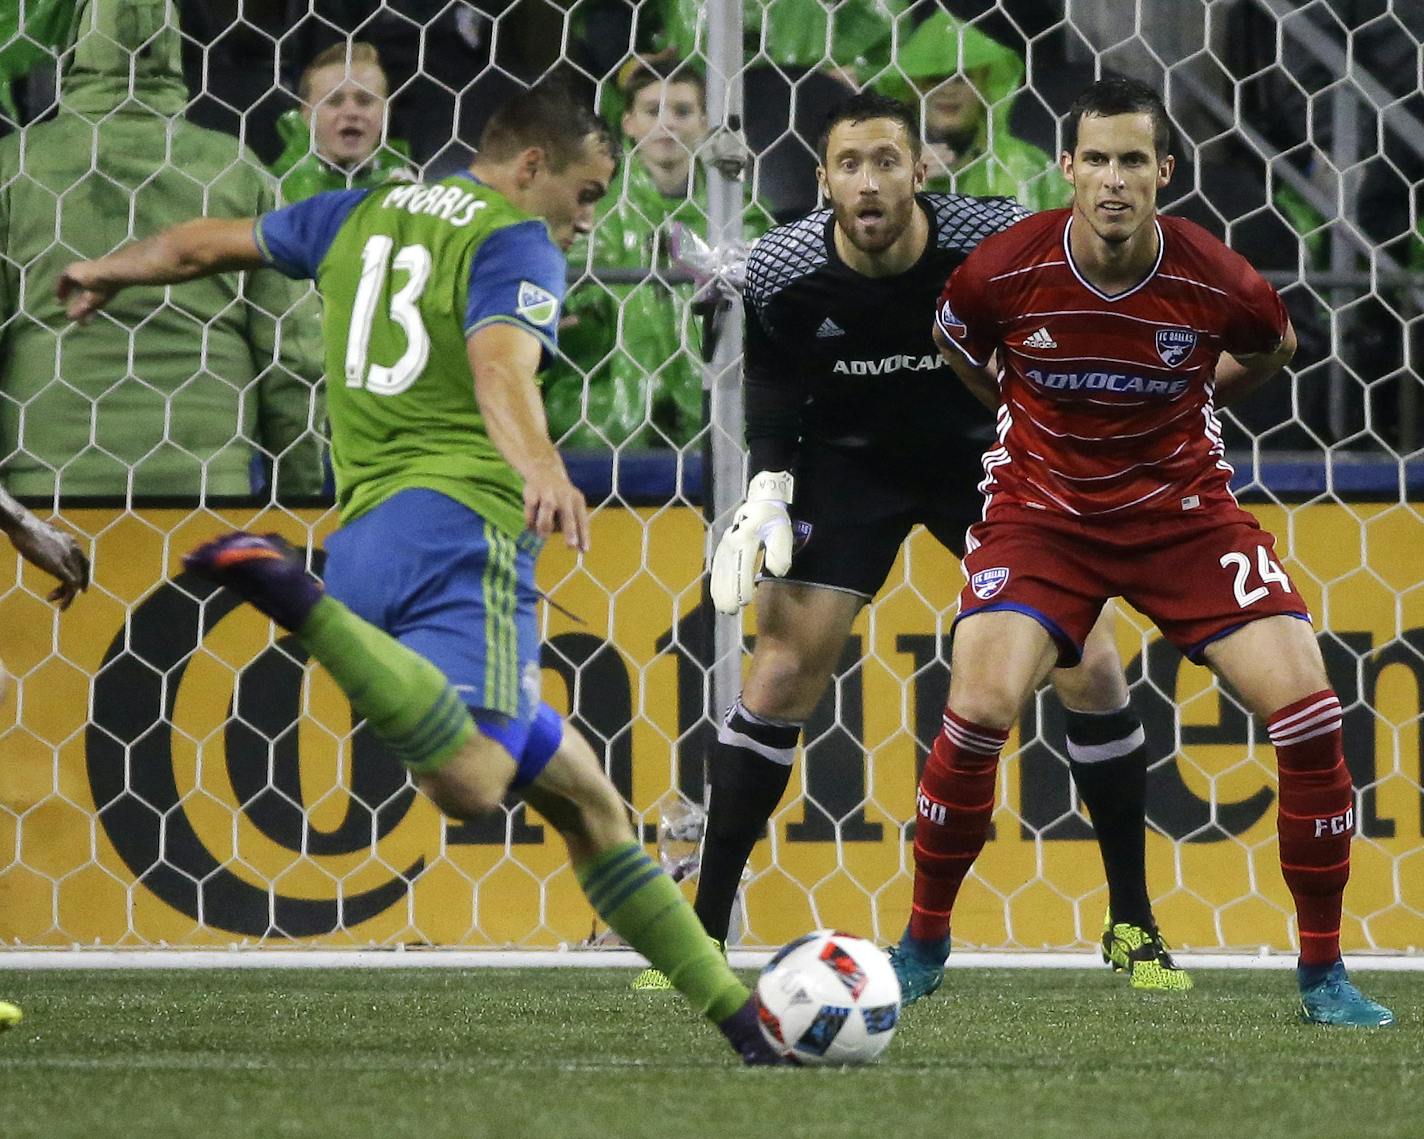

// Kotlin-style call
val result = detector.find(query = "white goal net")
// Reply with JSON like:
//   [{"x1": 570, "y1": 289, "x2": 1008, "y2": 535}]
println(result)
[{"x1": 0, "y1": 0, "x2": 1420, "y2": 956}]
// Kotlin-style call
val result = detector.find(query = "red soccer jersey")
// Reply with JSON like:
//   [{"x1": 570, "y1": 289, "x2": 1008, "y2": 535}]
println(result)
[{"x1": 934, "y1": 208, "x2": 1288, "y2": 518}]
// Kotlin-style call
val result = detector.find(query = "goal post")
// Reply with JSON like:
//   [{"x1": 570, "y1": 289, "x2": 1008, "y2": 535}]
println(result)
[{"x1": 0, "y1": 0, "x2": 1421, "y2": 958}]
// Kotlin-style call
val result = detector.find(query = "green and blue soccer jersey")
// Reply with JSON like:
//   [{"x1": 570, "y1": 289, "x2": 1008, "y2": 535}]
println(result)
[{"x1": 254, "y1": 175, "x2": 566, "y2": 537}]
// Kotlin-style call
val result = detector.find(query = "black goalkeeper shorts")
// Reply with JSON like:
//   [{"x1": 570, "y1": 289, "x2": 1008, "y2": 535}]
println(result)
[{"x1": 764, "y1": 444, "x2": 985, "y2": 598}]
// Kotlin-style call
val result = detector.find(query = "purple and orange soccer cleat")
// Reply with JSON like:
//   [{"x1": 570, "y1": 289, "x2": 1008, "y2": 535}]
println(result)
[
  {"x1": 719, "y1": 995, "x2": 798, "y2": 1067},
  {"x1": 183, "y1": 531, "x2": 323, "y2": 632}
]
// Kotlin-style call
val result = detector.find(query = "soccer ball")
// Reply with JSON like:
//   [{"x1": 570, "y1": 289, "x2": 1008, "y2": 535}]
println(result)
[{"x1": 754, "y1": 930, "x2": 901, "y2": 1065}]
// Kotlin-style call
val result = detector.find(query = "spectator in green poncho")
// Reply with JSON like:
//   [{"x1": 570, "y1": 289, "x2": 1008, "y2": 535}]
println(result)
[
  {"x1": 270, "y1": 41, "x2": 417, "y2": 203},
  {"x1": 0, "y1": 0, "x2": 324, "y2": 499},
  {"x1": 582, "y1": 0, "x2": 905, "y2": 129},
  {"x1": 650, "y1": 0, "x2": 905, "y2": 78},
  {"x1": 545, "y1": 60, "x2": 771, "y2": 451},
  {"x1": 871, "y1": 12, "x2": 1068, "y2": 212},
  {"x1": 0, "y1": 0, "x2": 77, "y2": 126}
]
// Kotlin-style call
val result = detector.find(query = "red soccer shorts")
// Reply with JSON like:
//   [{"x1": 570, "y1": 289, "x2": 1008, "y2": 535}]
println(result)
[{"x1": 955, "y1": 503, "x2": 1312, "y2": 665}]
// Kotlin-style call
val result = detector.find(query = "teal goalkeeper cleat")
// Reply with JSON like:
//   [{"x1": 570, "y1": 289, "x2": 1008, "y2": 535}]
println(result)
[
  {"x1": 1298, "y1": 961, "x2": 1395, "y2": 1027},
  {"x1": 888, "y1": 935, "x2": 948, "y2": 1006}
]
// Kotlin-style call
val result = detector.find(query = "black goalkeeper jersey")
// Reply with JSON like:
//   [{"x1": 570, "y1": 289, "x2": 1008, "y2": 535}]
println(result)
[{"x1": 742, "y1": 192, "x2": 1028, "y2": 488}]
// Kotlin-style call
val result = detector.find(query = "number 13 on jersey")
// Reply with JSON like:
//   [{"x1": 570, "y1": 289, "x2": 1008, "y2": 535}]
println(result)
[{"x1": 345, "y1": 235, "x2": 433, "y2": 396}]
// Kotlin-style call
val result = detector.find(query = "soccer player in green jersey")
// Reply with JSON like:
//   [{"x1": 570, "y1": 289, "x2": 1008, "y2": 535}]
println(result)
[{"x1": 58, "y1": 81, "x2": 786, "y2": 1064}]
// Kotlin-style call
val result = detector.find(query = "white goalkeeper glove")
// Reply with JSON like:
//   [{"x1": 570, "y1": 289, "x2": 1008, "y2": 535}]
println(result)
[{"x1": 709, "y1": 470, "x2": 795, "y2": 614}]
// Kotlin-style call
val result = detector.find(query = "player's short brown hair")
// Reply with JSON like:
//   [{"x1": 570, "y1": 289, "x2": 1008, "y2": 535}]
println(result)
[
  {"x1": 1065, "y1": 77, "x2": 1173, "y2": 159},
  {"x1": 816, "y1": 92, "x2": 922, "y2": 165},
  {"x1": 298, "y1": 42, "x2": 386, "y2": 103},
  {"x1": 621, "y1": 58, "x2": 707, "y2": 107},
  {"x1": 477, "y1": 78, "x2": 619, "y2": 171}
]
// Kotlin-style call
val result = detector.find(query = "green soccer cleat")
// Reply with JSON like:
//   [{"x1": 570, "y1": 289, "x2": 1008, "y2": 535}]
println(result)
[
  {"x1": 630, "y1": 964, "x2": 675, "y2": 992},
  {"x1": 888, "y1": 935, "x2": 948, "y2": 1006},
  {"x1": 630, "y1": 937, "x2": 726, "y2": 992},
  {"x1": 1298, "y1": 961, "x2": 1395, "y2": 1028},
  {"x1": 1101, "y1": 913, "x2": 1194, "y2": 992}
]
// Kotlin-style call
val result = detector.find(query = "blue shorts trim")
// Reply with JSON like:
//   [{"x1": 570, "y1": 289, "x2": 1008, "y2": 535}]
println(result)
[
  {"x1": 1184, "y1": 610, "x2": 1313, "y2": 663},
  {"x1": 474, "y1": 702, "x2": 564, "y2": 787},
  {"x1": 955, "y1": 601, "x2": 1084, "y2": 667}
]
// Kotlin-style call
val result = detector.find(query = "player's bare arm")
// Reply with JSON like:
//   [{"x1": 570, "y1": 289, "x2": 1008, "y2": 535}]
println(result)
[
  {"x1": 467, "y1": 322, "x2": 590, "y2": 551},
  {"x1": 1213, "y1": 319, "x2": 1298, "y2": 407},
  {"x1": 0, "y1": 488, "x2": 90, "y2": 610},
  {"x1": 934, "y1": 323, "x2": 999, "y2": 409},
  {"x1": 57, "y1": 217, "x2": 263, "y2": 324}
]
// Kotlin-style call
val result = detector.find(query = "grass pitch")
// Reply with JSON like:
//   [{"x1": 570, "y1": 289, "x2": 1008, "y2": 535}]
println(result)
[{"x1": 0, "y1": 967, "x2": 1418, "y2": 1139}]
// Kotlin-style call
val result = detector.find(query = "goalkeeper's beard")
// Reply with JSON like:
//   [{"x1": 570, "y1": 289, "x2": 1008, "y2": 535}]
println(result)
[{"x1": 831, "y1": 195, "x2": 915, "y2": 255}]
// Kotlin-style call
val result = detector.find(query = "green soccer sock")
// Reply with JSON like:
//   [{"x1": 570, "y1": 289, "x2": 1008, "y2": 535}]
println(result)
[
  {"x1": 298, "y1": 595, "x2": 475, "y2": 773},
  {"x1": 579, "y1": 840, "x2": 748, "y2": 1022}
]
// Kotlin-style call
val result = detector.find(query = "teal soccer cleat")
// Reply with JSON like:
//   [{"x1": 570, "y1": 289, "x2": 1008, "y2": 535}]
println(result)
[
  {"x1": 1298, "y1": 961, "x2": 1395, "y2": 1027},
  {"x1": 888, "y1": 935, "x2": 948, "y2": 1006}
]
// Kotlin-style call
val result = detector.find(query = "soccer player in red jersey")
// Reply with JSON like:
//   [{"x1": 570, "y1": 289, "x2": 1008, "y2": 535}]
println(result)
[{"x1": 890, "y1": 77, "x2": 1393, "y2": 1027}]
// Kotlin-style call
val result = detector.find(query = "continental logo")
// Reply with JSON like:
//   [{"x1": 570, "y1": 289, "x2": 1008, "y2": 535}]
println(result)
[
  {"x1": 832, "y1": 353, "x2": 947, "y2": 376},
  {"x1": 37, "y1": 506, "x2": 1422, "y2": 948},
  {"x1": 80, "y1": 553, "x2": 694, "y2": 937},
  {"x1": 1025, "y1": 368, "x2": 1190, "y2": 396}
]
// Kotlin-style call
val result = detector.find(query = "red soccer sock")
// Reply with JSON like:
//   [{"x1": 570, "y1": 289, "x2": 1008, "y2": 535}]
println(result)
[
  {"x1": 909, "y1": 710, "x2": 1010, "y2": 943},
  {"x1": 1270, "y1": 691, "x2": 1353, "y2": 968}
]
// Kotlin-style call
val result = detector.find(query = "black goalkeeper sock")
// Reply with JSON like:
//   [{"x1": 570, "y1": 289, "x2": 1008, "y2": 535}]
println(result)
[
  {"x1": 692, "y1": 698, "x2": 800, "y2": 940},
  {"x1": 1064, "y1": 704, "x2": 1153, "y2": 929}
]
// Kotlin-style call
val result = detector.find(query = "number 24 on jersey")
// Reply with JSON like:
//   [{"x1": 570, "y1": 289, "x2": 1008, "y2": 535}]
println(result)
[{"x1": 1220, "y1": 546, "x2": 1292, "y2": 608}]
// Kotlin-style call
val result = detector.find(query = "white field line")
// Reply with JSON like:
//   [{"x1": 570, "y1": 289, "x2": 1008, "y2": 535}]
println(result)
[{"x1": 0, "y1": 949, "x2": 1421, "y2": 971}]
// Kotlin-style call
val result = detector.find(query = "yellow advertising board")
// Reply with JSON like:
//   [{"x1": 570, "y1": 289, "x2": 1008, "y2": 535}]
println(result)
[{"x1": 0, "y1": 502, "x2": 1420, "y2": 951}]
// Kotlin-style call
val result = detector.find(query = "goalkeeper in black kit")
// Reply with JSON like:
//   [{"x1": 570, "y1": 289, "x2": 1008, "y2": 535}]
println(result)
[{"x1": 633, "y1": 93, "x2": 1190, "y2": 997}]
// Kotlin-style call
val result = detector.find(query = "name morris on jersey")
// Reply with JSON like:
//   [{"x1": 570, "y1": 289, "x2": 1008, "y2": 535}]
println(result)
[
  {"x1": 832, "y1": 353, "x2": 948, "y2": 377},
  {"x1": 381, "y1": 182, "x2": 486, "y2": 227},
  {"x1": 1025, "y1": 368, "x2": 1190, "y2": 397}
]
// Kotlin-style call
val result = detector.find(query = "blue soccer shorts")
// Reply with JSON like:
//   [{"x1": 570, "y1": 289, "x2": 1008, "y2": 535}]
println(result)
[{"x1": 322, "y1": 487, "x2": 558, "y2": 781}]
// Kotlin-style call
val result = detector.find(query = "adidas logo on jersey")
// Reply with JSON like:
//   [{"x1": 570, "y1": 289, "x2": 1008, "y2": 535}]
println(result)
[
  {"x1": 1022, "y1": 326, "x2": 1057, "y2": 349},
  {"x1": 816, "y1": 318, "x2": 845, "y2": 338}
]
